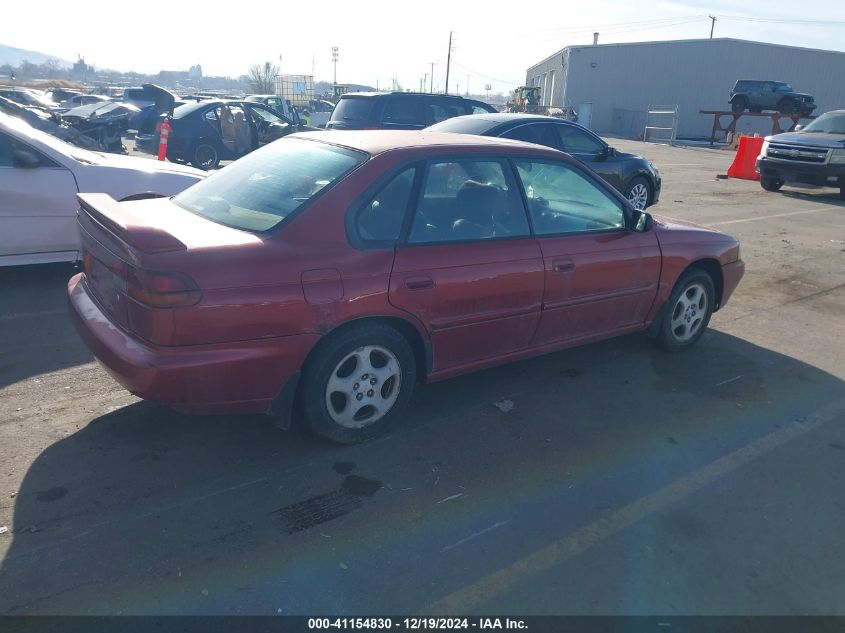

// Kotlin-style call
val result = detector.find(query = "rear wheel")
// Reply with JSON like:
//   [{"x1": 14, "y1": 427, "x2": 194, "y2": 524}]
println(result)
[
  {"x1": 761, "y1": 176, "x2": 783, "y2": 192},
  {"x1": 840, "y1": 186, "x2": 845, "y2": 200},
  {"x1": 190, "y1": 142, "x2": 220, "y2": 170},
  {"x1": 778, "y1": 99, "x2": 797, "y2": 116},
  {"x1": 299, "y1": 323, "x2": 417, "y2": 444},
  {"x1": 655, "y1": 270, "x2": 715, "y2": 352},
  {"x1": 730, "y1": 98, "x2": 747, "y2": 114}
]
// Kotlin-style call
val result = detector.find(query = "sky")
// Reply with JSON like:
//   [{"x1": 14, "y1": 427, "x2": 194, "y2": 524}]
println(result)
[{"x1": 3, "y1": 0, "x2": 845, "y2": 94}]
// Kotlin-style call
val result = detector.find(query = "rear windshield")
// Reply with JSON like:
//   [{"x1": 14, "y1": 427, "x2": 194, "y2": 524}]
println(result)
[
  {"x1": 172, "y1": 137, "x2": 366, "y2": 232},
  {"x1": 427, "y1": 116, "x2": 499, "y2": 134},
  {"x1": 330, "y1": 97, "x2": 375, "y2": 125}
]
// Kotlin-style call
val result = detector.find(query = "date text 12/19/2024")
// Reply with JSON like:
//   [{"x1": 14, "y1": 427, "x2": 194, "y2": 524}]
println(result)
[{"x1": 308, "y1": 618, "x2": 528, "y2": 630}]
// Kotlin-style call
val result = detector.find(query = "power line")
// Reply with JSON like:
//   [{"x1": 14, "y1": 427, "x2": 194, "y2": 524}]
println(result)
[{"x1": 449, "y1": 59, "x2": 521, "y2": 86}]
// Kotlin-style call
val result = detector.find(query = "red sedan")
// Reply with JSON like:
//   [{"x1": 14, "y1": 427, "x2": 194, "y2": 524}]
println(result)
[{"x1": 69, "y1": 131, "x2": 744, "y2": 443}]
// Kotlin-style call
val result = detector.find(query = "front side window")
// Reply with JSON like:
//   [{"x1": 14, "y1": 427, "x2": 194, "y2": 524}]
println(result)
[
  {"x1": 515, "y1": 161, "x2": 625, "y2": 235},
  {"x1": 173, "y1": 138, "x2": 365, "y2": 232},
  {"x1": 408, "y1": 160, "x2": 529, "y2": 243},
  {"x1": 356, "y1": 168, "x2": 416, "y2": 243}
]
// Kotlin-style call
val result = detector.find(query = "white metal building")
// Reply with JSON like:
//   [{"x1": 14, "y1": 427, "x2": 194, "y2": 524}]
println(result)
[{"x1": 526, "y1": 38, "x2": 845, "y2": 140}]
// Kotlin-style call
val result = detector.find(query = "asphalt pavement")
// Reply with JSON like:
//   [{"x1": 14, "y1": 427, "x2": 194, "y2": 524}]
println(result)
[{"x1": 1, "y1": 139, "x2": 844, "y2": 615}]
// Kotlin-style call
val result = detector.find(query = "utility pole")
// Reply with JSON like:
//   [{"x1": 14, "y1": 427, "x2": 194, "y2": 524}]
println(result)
[
  {"x1": 331, "y1": 46, "x2": 339, "y2": 84},
  {"x1": 708, "y1": 15, "x2": 716, "y2": 39},
  {"x1": 466, "y1": 74, "x2": 470, "y2": 96},
  {"x1": 423, "y1": 73, "x2": 428, "y2": 93},
  {"x1": 429, "y1": 63, "x2": 435, "y2": 92},
  {"x1": 445, "y1": 31, "x2": 453, "y2": 94}
]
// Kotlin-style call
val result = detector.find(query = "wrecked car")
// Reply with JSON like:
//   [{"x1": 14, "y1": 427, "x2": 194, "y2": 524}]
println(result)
[{"x1": 60, "y1": 101, "x2": 141, "y2": 153}]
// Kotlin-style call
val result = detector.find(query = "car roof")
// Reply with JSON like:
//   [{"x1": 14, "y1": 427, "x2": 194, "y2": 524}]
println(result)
[
  {"x1": 292, "y1": 129, "x2": 566, "y2": 156},
  {"x1": 341, "y1": 91, "x2": 481, "y2": 101},
  {"x1": 428, "y1": 113, "x2": 582, "y2": 134}
]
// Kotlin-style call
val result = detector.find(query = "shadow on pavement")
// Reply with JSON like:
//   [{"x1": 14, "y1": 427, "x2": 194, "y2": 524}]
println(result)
[
  {"x1": 2, "y1": 331, "x2": 844, "y2": 614},
  {"x1": 0, "y1": 263, "x2": 92, "y2": 388}
]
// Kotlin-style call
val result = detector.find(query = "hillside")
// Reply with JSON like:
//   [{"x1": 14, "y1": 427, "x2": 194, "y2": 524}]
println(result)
[{"x1": 0, "y1": 43, "x2": 72, "y2": 68}]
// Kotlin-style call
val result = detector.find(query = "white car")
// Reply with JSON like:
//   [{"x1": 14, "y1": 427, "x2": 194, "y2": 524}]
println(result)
[{"x1": 0, "y1": 112, "x2": 206, "y2": 266}]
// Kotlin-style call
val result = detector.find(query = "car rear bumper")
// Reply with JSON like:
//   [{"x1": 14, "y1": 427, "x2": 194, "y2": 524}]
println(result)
[
  {"x1": 757, "y1": 157, "x2": 845, "y2": 187},
  {"x1": 720, "y1": 260, "x2": 745, "y2": 308},
  {"x1": 68, "y1": 273, "x2": 317, "y2": 415}
]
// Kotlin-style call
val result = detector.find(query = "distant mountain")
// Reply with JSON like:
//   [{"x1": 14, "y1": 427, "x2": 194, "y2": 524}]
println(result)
[{"x1": 0, "y1": 43, "x2": 72, "y2": 68}]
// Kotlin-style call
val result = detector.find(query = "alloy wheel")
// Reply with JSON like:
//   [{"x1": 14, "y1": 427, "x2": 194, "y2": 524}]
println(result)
[
  {"x1": 670, "y1": 283, "x2": 708, "y2": 342},
  {"x1": 325, "y1": 345, "x2": 402, "y2": 428}
]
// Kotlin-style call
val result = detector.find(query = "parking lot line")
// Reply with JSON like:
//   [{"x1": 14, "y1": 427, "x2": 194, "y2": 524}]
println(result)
[
  {"x1": 424, "y1": 396, "x2": 845, "y2": 614},
  {"x1": 710, "y1": 207, "x2": 841, "y2": 226}
]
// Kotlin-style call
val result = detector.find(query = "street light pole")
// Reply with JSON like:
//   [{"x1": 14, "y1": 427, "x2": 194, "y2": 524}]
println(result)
[{"x1": 709, "y1": 15, "x2": 716, "y2": 39}]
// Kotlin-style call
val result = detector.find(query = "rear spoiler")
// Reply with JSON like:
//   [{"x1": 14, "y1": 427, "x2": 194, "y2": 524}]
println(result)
[{"x1": 77, "y1": 193, "x2": 187, "y2": 254}]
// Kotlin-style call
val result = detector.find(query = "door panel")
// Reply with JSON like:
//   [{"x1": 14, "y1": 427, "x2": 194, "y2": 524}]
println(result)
[
  {"x1": 0, "y1": 166, "x2": 79, "y2": 258},
  {"x1": 388, "y1": 157, "x2": 543, "y2": 370},
  {"x1": 534, "y1": 230, "x2": 660, "y2": 344},
  {"x1": 513, "y1": 157, "x2": 660, "y2": 345},
  {"x1": 389, "y1": 240, "x2": 544, "y2": 369}
]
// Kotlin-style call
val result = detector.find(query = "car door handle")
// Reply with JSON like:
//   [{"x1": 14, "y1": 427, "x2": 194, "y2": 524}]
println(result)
[
  {"x1": 404, "y1": 276, "x2": 434, "y2": 290},
  {"x1": 553, "y1": 260, "x2": 575, "y2": 273}
]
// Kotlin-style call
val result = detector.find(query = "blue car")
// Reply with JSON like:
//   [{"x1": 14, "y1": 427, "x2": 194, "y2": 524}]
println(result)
[{"x1": 135, "y1": 100, "x2": 310, "y2": 170}]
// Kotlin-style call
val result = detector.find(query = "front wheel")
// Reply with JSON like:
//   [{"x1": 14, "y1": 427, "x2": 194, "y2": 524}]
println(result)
[
  {"x1": 655, "y1": 270, "x2": 715, "y2": 352},
  {"x1": 299, "y1": 324, "x2": 417, "y2": 444},
  {"x1": 730, "y1": 98, "x2": 746, "y2": 114},
  {"x1": 624, "y1": 176, "x2": 652, "y2": 210},
  {"x1": 760, "y1": 176, "x2": 783, "y2": 192},
  {"x1": 778, "y1": 100, "x2": 797, "y2": 116}
]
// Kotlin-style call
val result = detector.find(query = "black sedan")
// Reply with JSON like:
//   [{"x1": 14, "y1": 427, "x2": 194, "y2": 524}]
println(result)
[
  {"x1": 428, "y1": 114, "x2": 661, "y2": 209},
  {"x1": 136, "y1": 100, "x2": 311, "y2": 170}
]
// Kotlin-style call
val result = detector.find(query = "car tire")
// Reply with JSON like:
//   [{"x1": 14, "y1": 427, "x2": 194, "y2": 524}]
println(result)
[
  {"x1": 299, "y1": 323, "x2": 417, "y2": 444},
  {"x1": 655, "y1": 269, "x2": 716, "y2": 352},
  {"x1": 730, "y1": 98, "x2": 746, "y2": 114},
  {"x1": 190, "y1": 142, "x2": 220, "y2": 170},
  {"x1": 778, "y1": 99, "x2": 797, "y2": 116},
  {"x1": 760, "y1": 176, "x2": 783, "y2": 192},
  {"x1": 624, "y1": 176, "x2": 652, "y2": 210},
  {"x1": 840, "y1": 186, "x2": 845, "y2": 200}
]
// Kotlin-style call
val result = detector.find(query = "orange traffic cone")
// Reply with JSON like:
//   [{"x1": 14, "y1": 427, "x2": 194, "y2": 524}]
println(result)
[{"x1": 727, "y1": 136, "x2": 764, "y2": 181}]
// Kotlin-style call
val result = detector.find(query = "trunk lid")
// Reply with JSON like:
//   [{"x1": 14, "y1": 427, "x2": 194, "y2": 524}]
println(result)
[{"x1": 77, "y1": 194, "x2": 262, "y2": 341}]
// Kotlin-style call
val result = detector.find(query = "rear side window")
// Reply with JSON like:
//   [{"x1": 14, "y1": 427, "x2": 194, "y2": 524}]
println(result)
[
  {"x1": 330, "y1": 97, "x2": 375, "y2": 125},
  {"x1": 383, "y1": 98, "x2": 426, "y2": 126},
  {"x1": 408, "y1": 160, "x2": 529, "y2": 243},
  {"x1": 356, "y1": 168, "x2": 416, "y2": 242},
  {"x1": 173, "y1": 138, "x2": 365, "y2": 232}
]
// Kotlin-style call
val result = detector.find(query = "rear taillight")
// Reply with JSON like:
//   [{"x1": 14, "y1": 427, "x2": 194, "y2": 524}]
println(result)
[{"x1": 112, "y1": 262, "x2": 201, "y2": 308}]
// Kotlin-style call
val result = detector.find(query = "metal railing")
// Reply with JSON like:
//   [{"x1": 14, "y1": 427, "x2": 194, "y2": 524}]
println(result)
[{"x1": 643, "y1": 104, "x2": 679, "y2": 144}]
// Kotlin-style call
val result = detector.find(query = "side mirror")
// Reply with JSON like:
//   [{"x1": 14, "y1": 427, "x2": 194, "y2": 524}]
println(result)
[
  {"x1": 12, "y1": 149, "x2": 40, "y2": 169},
  {"x1": 794, "y1": 124, "x2": 803, "y2": 132},
  {"x1": 632, "y1": 209, "x2": 653, "y2": 232}
]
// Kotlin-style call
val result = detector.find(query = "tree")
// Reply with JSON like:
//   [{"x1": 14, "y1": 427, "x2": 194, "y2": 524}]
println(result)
[
  {"x1": 247, "y1": 61, "x2": 279, "y2": 94},
  {"x1": 44, "y1": 58, "x2": 62, "y2": 79}
]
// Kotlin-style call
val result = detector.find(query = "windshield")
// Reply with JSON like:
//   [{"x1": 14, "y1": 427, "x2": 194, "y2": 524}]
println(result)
[
  {"x1": 801, "y1": 111, "x2": 845, "y2": 134},
  {"x1": 173, "y1": 137, "x2": 365, "y2": 232},
  {"x1": 775, "y1": 83, "x2": 794, "y2": 92}
]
